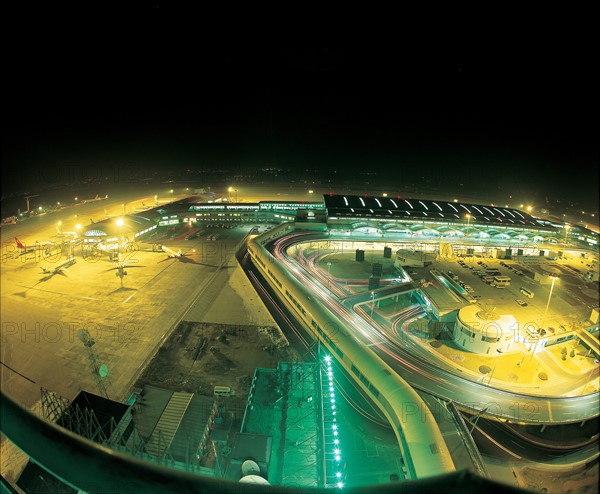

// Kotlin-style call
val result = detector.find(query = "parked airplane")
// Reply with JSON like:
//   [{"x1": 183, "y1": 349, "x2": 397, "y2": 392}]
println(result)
[
  {"x1": 133, "y1": 202, "x2": 153, "y2": 212},
  {"x1": 160, "y1": 245, "x2": 207, "y2": 265},
  {"x1": 161, "y1": 245, "x2": 183, "y2": 258},
  {"x1": 79, "y1": 194, "x2": 108, "y2": 204},
  {"x1": 41, "y1": 257, "x2": 76, "y2": 276},
  {"x1": 106, "y1": 253, "x2": 144, "y2": 287},
  {"x1": 55, "y1": 226, "x2": 79, "y2": 239},
  {"x1": 15, "y1": 237, "x2": 55, "y2": 255}
]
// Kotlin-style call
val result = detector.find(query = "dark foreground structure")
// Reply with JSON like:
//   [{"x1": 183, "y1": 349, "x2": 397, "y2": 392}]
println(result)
[{"x1": 2, "y1": 391, "x2": 531, "y2": 494}]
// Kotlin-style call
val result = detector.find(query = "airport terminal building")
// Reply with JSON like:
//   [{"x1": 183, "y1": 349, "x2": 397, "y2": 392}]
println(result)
[
  {"x1": 79, "y1": 194, "x2": 599, "y2": 256},
  {"x1": 80, "y1": 199, "x2": 326, "y2": 246}
]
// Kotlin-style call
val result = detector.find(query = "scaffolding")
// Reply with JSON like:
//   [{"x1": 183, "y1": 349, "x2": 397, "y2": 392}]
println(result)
[{"x1": 39, "y1": 387, "x2": 210, "y2": 472}]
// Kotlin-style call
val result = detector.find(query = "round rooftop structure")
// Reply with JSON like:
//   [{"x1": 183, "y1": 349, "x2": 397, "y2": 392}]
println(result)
[{"x1": 454, "y1": 303, "x2": 518, "y2": 355}]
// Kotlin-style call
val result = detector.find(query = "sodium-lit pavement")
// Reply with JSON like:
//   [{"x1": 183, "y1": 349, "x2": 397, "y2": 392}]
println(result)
[{"x1": 1, "y1": 192, "x2": 241, "y2": 410}]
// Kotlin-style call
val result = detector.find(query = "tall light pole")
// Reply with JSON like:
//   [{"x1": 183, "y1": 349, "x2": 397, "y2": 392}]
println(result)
[
  {"x1": 116, "y1": 218, "x2": 124, "y2": 256},
  {"x1": 541, "y1": 274, "x2": 559, "y2": 330},
  {"x1": 228, "y1": 186, "x2": 233, "y2": 201},
  {"x1": 465, "y1": 213, "x2": 471, "y2": 238},
  {"x1": 465, "y1": 214, "x2": 471, "y2": 256},
  {"x1": 563, "y1": 224, "x2": 570, "y2": 247}
]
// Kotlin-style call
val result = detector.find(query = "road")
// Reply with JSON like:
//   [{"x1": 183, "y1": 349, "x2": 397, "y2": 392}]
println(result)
[{"x1": 270, "y1": 231, "x2": 600, "y2": 425}]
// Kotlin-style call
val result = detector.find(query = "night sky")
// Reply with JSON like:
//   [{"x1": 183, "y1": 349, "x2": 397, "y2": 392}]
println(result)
[{"x1": 2, "y1": 6, "x2": 598, "y2": 213}]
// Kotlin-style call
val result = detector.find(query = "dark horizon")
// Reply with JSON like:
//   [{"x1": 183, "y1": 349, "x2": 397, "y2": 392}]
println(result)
[
  {"x1": 3, "y1": 107, "x2": 597, "y2": 213},
  {"x1": 2, "y1": 13, "x2": 597, "y2": 212}
]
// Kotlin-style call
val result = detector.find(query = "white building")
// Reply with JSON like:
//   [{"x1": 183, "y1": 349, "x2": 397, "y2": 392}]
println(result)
[{"x1": 453, "y1": 304, "x2": 518, "y2": 355}]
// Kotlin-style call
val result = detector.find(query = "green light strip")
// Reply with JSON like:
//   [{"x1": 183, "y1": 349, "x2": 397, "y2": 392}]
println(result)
[{"x1": 324, "y1": 354, "x2": 345, "y2": 489}]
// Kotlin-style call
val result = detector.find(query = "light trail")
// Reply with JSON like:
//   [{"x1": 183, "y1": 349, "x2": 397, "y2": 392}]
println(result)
[{"x1": 267, "y1": 231, "x2": 600, "y2": 425}]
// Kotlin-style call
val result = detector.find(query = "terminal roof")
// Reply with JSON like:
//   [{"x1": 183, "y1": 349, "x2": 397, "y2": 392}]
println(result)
[{"x1": 323, "y1": 194, "x2": 547, "y2": 229}]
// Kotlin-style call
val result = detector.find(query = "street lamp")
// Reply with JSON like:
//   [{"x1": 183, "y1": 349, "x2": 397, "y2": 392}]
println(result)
[
  {"x1": 116, "y1": 218, "x2": 124, "y2": 255},
  {"x1": 228, "y1": 186, "x2": 233, "y2": 201},
  {"x1": 541, "y1": 274, "x2": 559, "y2": 330},
  {"x1": 563, "y1": 224, "x2": 570, "y2": 246},
  {"x1": 75, "y1": 224, "x2": 82, "y2": 252},
  {"x1": 465, "y1": 213, "x2": 471, "y2": 240}
]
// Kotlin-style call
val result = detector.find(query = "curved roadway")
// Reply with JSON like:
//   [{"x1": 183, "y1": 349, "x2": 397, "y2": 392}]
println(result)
[{"x1": 271, "y1": 230, "x2": 599, "y2": 425}]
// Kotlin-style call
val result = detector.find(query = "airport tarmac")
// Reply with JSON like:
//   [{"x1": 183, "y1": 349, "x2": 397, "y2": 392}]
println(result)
[
  {"x1": 1, "y1": 190, "x2": 295, "y2": 486},
  {"x1": 0, "y1": 193, "x2": 275, "y2": 409}
]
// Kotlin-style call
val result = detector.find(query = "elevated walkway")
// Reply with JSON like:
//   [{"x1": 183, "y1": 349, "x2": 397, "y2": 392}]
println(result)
[
  {"x1": 339, "y1": 282, "x2": 416, "y2": 308},
  {"x1": 577, "y1": 329, "x2": 599, "y2": 359}
]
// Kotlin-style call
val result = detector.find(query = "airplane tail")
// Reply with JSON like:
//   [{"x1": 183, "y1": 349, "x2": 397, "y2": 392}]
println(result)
[
  {"x1": 178, "y1": 249, "x2": 182, "y2": 257},
  {"x1": 15, "y1": 237, "x2": 25, "y2": 250}
]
